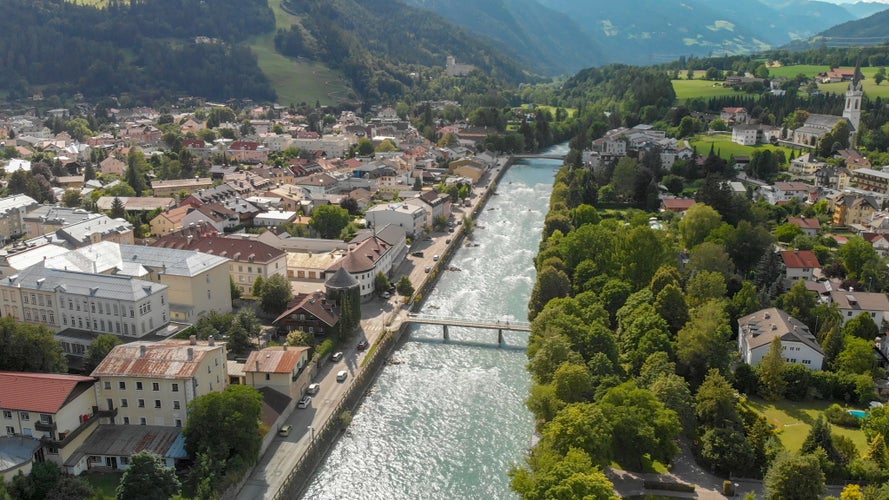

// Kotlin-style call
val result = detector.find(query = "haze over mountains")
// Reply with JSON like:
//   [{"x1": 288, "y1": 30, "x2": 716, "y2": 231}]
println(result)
[{"x1": 402, "y1": 0, "x2": 889, "y2": 74}]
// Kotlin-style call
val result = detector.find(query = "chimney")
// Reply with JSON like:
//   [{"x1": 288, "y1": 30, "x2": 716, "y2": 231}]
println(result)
[
  {"x1": 140, "y1": 345, "x2": 146, "y2": 357},
  {"x1": 189, "y1": 335, "x2": 197, "y2": 345},
  {"x1": 187, "y1": 347, "x2": 194, "y2": 361},
  {"x1": 208, "y1": 335, "x2": 215, "y2": 346}
]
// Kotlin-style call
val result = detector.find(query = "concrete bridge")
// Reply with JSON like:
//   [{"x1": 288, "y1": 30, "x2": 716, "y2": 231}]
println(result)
[
  {"x1": 404, "y1": 314, "x2": 531, "y2": 345},
  {"x1": 512, "y1": 153, "x2": 567, "y2": 160}
]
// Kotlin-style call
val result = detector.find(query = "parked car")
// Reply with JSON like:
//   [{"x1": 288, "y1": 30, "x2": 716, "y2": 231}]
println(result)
[
  {"x1": 357, "y1": 340, "x2": 370, "y2": 351},
  {"x1": 278, "y1": 425, "x2": 292, "y2": 437},
  {"x1": 425, "y1": 266, "x2": 432, "y2": 273},
  {"x1": 411, "y1": 251, "x2": 424, "y2": 257},
  {"x1": 433, "y1": 255, "x2": 440, "y2": 261},
  {"x1": 330, "y1": 351, "x2": 343, "y2": 362},
  {"x1": 297, "y1": 396, "x2": 312, "y2": 409},
  {"x1": 307, "y1": 383, "x2": 320, "y2": 395},
  {"x1": 336, "y1": 370, "x2": 348, "y2": 382},
  {"x1": 382, "y1": 291, "x2": 391, "y2": 299}
]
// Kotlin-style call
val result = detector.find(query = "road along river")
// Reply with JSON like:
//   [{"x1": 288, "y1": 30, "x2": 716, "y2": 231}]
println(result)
[{"x1": 303, "y1": 145, "x2": 567, "y2": 499}]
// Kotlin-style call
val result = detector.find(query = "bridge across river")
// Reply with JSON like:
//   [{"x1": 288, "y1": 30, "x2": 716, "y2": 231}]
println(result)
[
  {"x1": 404, "y1": 314, "x2": 531, "y2": 345},
  {"x1": 511, "y1": 153, "x2": 566, "y2": 160}
]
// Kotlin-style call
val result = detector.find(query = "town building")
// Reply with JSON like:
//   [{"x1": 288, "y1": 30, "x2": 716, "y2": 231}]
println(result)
[
  {"x1": 738, "y1": 308, "x2": 824, "y2": 370},
  {"x1": 150, "y1": 178, "x2": 213, "y2": 197},
  {"x1": 324, "y1": 235, "x2": 395, "y2": 299},
  {"x1": 365, "y1": 203, "x2": 427, "y2": 236},
  {"x1": 829, "y1": 290, "x2": 889, "y2": 326},
  {"x1": 0, "y1": 194, "x2": 38, "y2": 244},
  {"x1": 787, "y1": 217, "x2": 821, "y2": 237},
  {"x1": 781, "y1": 250, "x2": 821, "y2": 289},
  {"x1": 243, "y1": 346, "x2": 311, "y2": 398},
  {"x1": 0, "y1": 372, "x2": 100, "y2": 479}
]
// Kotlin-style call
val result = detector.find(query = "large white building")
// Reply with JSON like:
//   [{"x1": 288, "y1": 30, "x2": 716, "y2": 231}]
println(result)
[
  {"x1": 0, "y1": 194, "x2": 38, "y2": 244},
  {"x1": 365, "y1": 203, "x2": 427, "y2": 236},
  {"x1": 738, "y1": 308, "x2": 824, "y2": 370}
]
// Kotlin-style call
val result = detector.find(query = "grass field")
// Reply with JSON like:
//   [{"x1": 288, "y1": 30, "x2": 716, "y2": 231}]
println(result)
[
  {"x1": 247, "y1": 0, "x2": 353, "y2": 107},
  {"x1": 83, "y1": 471, "x2": 122, "y2": 499},
  {"x1": 520, "y1": 104, "x2": 578, "y2": 119},
  {"x1": 769, "y1": 64, "x2": 889, "y2": 99},
  {"x1": 689, "y1": 133, "x2": 796, "y2": 161},
  {"x1": 744, "y1": 398, "x2": 867, "y2": 454},
  {"x1": 672, "y1": 79, "x2": 746, "y2": 101}
]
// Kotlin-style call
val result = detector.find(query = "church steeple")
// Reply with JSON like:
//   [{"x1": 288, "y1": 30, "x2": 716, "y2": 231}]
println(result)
[{"x1": 843, "y1": 57, "x2": 863, "y2": 133}]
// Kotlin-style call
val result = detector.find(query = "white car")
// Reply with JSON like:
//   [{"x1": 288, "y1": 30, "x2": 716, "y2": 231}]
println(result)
[
  {"x1": 297, "y1": 396, "x2": 312, "y2": 408},
  {"x1": 336, "y1": 370, "x2": 348, "y2": 382},
  {"x1": 433, "y1": 255, "x2": 440, "y2": 261},
  {"x1": 307, "y1": 383, "x2": 320, "y2": 395}
]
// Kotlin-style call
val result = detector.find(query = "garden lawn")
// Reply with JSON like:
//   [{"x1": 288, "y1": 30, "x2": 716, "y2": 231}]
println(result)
[
  {"x1": 744, "y1": 398, "x2": 867, "y2": 454},
  {"x1": 83, "y1": 471, "x2": 123, "y2": 499},
  {"x1": 689, "y1": 134, "x2": 796, "y2": 162},
  {"x1": 672, "y1": 79, "x2": 745, "y2": 101}
]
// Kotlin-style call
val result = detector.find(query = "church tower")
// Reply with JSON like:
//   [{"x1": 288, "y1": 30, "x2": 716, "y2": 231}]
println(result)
[{"x1": 843, "y1": 60, "x2": 864, "y2": 132}]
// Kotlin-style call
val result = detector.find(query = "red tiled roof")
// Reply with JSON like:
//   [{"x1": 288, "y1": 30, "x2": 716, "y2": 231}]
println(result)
[
  {"x1": 661, "y1": 198, "x2": 696, "y2": 211},
  {"x1": 0, "y1": 372, "x2": 95, "y2": 413},
  {"x1": 781, "y1": 250, "x2": 821, "y2": 269},
  {"x1": 788, "y1": 217, "x2": 821, "y2": 230}
]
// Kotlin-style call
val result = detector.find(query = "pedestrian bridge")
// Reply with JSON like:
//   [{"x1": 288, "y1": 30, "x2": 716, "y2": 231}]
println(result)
[
  {"x1": 512, "y1": 154, "x2": 566, "y2": 160},
  {"x1": 404, "y1": 314, "x2": 531, "y2": 345}
]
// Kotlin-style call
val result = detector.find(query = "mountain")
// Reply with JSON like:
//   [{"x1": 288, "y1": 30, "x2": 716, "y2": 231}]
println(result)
[
  {"x1": 787, "y1": 7, "x2": 889, "y2": 47},
  {"x1": 840, "y1": 1, "x2": 889, "y2": 18},
  {"x1": 398, "y1": 0, "x2": 605, "y2": 74}
]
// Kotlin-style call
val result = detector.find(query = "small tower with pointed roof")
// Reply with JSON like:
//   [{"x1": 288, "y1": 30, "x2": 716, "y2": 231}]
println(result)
[{"x1": 843, "y1": 59, "x2": 864, "y2": 133}]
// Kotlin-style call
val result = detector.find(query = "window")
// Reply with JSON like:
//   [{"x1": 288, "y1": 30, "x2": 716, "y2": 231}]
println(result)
[
  {"x1": 171, "y1": 383, "x2": 179, "y2": 392},
  {"x1": 23, "y1": 294, "x2": 28, "y2": 304},
  {"x1": 138, "y1": 399, "x2": 145, "y2": 408},
  {"x1": 5, "y1": 426, "x2": 14, "y2": 435},
  {"x1": 154, "y1": 400, "x2": 161, "y2": 409},
  {"x1": 19, "y1": 412, "x2": 29, "y2": 421},
  {"x1": 803, "y1": 359, "x2": 812, "y2": 365},
  {"x1": 121, "y1": 399, "x2": 128, "y2": 408},
  {"x1": 265, "y1": 373, "x2": 270, "y2": 381},
  {"x1": 176, "y1": 419, "x2": 182, "y2": 427},
  {"x1": 152, "y1": 382, "x2": 159, "y2": 391},
  {"x1": 48, "y1": 312, "x2": 54, "y2": 324},
  {"x1": 173, "y1": 401, "x2": 180, "y2": 410},
  {"x1": 39, "y1": 414, "x2": 52, "y2": 424},
  {"x1": 2, "y1": 410, "x2": 11, "y2": 419},
  {"x1": 140, "y1": 418, "x2": 147, "y2": 426},
  {"x1": 123, "y1": 417, "x2": 130, "y2": 425},
  {"x1": 136, "y1": 382, "x2": 143, "y2": 391},
  {"x1": 104, "y1": 381, "x2": 111, "y2": 390}
]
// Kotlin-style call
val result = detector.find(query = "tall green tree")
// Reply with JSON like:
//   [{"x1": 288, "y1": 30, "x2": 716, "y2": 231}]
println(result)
[
  {"x1": 109, "y1": 197, "x2": 126, "y2": 219},
  {"x1": 764, "y1": 453, "x2": 825, "y2": 500},
  {"x1": 678, "y1": 203, "x2": 722, "y2": 249},
  {"x1": 695, "y1": 369, "x2": 741, "y2": 429},
  {"x1": 759, "y1": 337, "x2": 787, "y2": 400},
  {"x1": 838, "y1": 336, "x2": 877, "y2": 376},
  {"x1": 125, "y1": 148, "x2": 148, "y2": 196},
  {"x1": 116, "y1": 450, "x2": 180, "y2": 500},
  {"x1": 259, "y1": 274, "x2": 293, "y2": 314},
  {"x1": 677, "y1": 300, "x2": 733, "y2": 387},
  {"x1": 843, "y1": 313, "x2": 880, "y2": 341}
]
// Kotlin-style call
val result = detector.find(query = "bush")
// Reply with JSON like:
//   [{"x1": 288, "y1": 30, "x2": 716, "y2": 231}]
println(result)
[
  {"x1": 825, "y1": 404, "x2": 861, "y2": 428},
  {"x1": 724, "y1": 480, "x2": 735, "y2": 496},
  {"x1": 642, "y1": 480, "x2": 695, "y2": 492},
  {"x1": 315, "y1": 339, "x2": 336, "y2": 360}
]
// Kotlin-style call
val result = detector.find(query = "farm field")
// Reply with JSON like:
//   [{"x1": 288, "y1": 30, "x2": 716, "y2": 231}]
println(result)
[
  {"x1": 689, "y1": 134, "x2": 796, "y2": 161},
  {"x1": 672, "y1": 79, "x2": 746, "y2": 101},
  {"x1": 745, "y1": 398, "x2": 867, "y2": 454}
]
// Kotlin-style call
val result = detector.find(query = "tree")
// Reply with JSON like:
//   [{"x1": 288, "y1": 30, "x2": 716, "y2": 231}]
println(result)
[
  {"x1": 109, "y1": 197, "x2": 126, "y2": 219},
  {"x1": 528, "y1": 266, "x2": 572, "y2": 320},
  {"x1": 696, "y1": 369, "x2": 741, "y2": 428},
  {"x1": 648, "y1": 373, "x2": 696, "y2": 430},
  {"x1": 654, "y1": 284, "x2": 689, "y2": 334},
  {"x1": 700, "y1": 426, "x2": 755, "y2": 476},
  {"x1": 225, "y1": 323, "x2": 252, "y2": 356},
  {"x1": 760, "y1": 337, "x2": 787, "y2": 400},
  {"x1": 764, "y1": 453, "x2": 825, "y2": 500},
  {"x1": 310, "y1": 204, "x2": 351, "y2": 239},
  {"x1": 251, "y1": 275, "x2": 265, "y2": 297},
  {"x1": 843, "y1": 313, "x2": 879, "y2": 341},
  {"x1": 686, "y1": 270, "x2": 727, "y2": 307},
  {"x1": 125, "y1": 148, "x2": 148, "y2": 196},
  {"x1": 45, "y1": 476, "x2": 93, "y2": 500},
  {"x1": 0, "y1": 318, "x2": 67, "y2": 373},
  {"x1": 286, "y1": 329, "x2": 314, "y2": 347},
  {"x1": 230, "y1": 276, "x2": 242, "y2": 301},
  {"x1": 61, "y1": 190, "x2": 82, "y2": 208},
  {"x1": 396, "y1": 275, "x2": 414, "y2": 297},
  {"x1": 677, "y1": 300, "x2": 733, "y2": 387},
  {"x1": 356, "y1": 138, "x2": 375, "y2": 156},
  {"x1": 259, "y1": 274, "x2": 293, "y2": 314},
  {"x1": 679, "y1": 203, "x2": 722, "y2": 249},
  {"x1": 839, "y1": 236, "x2": 880, "y2": 282},
  {"x1": 83, "y1": 163, "x2": 96, "y2": 182},
  {"x1": 838, "y1": 336, "x2": 877, "y2": 376},
  {"x1": 510, "y1": 447, "x2": 616, "y2": 500},
  {"x1": 821, "y1": 325, "x2": 844, "y2": 371},
  {"x1": 552, "y1": 361, "x2": 593, "y2": 403},
  {"x1": 83, "y1": 334, "x2": 122, "y2": 374},
  {"x1": 374, "y1": 271, "x2": 391, "y2": 295},
  {"x1": 801, "y1": 415, "x2": 841, "y2": 465},
  {"x1": 116, "y1": 450, "x2": 180, "y2": 500}
]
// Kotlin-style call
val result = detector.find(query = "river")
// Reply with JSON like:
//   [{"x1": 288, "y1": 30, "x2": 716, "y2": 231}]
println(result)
[{"x1": 303, "y1": 145, "x2": 567, "y2": 499}]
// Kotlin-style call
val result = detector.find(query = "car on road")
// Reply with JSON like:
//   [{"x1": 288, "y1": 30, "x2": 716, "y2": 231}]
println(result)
[
  {"x1": 411, "y1": 251, "x2": 424, "y2": 257},
  {"x1": 330, "y1": 351, "x2": 343, "y2": 362},
  {"x1": 336, "y1": 370, "x2": 348, "y2": 382},
  {"x1": 445, "y1": 238, "x2": 451, "y2": 244},
  {"x1": 382, "y1": 291, "x2": 391, "y2": 299},
  {"x1": 278, "y1": 424, "x2": 292, "y2": 437},
  {"x1": 297, "y1": 396, "x2": 312, "y2": 408},
  {"x1": 307, "y1": 383, "x2": 320, "y2": 395},
  {"x1": 425, "y1": 266, "x2": 431, "y2": 273},
  {"x1": 433, "y1": 255, "x2": 440, "y2": 261},
  {"x1": 357, "y1": 340, "x2": 369, "y2": 351}
]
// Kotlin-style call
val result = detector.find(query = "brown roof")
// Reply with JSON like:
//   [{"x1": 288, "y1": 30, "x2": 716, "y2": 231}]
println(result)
[
  {"x1": 788, "y1": 217, "x2": 821, "y2": 231},
  {"x1": 0, "y1": 372, "x2": 95, "y2": 414},
  {"x1": 273, "y1": 292, "x2": 340, "y2": 327},
  {"x1": 830, "y1": 290, "x2": 889, "y2": 312},
  {"x1": 738, "y1": 308, "x2": 822, "y2": 353},
  {"x1": 326, "y1": 236, "x2": 392, "y2": 274},
  {"x1": 91, "y1": 340, "x2": 222, "y2": 380},
  {"x1": 151, "y1": 235, "x2": 284, "y2": 264},
  {"x1": 661, "y1": 198, "x2": 696, "y2": 211},
  {"x1": 781, "y1": 250, "x2": 820, "y2": 269},
  {"x1": 244, "y1": 347, "x2": 308, "y2": 374}
]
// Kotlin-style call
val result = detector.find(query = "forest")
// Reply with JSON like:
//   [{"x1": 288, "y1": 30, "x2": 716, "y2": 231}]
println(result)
[{"x1": 0, "y1": 0, "x2": 275, "y2": 102}]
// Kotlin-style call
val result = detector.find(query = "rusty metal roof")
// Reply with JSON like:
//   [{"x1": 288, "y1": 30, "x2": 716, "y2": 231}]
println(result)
[{"x1": 90, "y1": 340, "x2": 223, "y2": 379}]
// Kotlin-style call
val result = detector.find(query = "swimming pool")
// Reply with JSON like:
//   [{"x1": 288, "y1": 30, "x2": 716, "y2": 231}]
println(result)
[{"x1": 849, "y1": 410, "x2": 867, "y2": 419}]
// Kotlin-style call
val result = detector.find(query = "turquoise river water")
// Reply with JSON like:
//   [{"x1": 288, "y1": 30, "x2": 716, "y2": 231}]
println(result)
[{"x1": 303, "y1": 145, "x2": 567, "y2": 499}]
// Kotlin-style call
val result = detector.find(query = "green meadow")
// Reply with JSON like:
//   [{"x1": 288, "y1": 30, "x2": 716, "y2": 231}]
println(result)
[{"x1": 689, "y1": 133, "x2": 797, "y2": 161}]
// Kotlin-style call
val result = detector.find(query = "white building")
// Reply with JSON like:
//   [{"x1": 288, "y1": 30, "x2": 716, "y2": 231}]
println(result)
[
  {"x1": 830, "y1": 290, "x2": 889, "y2": 326},
  {"x1": 365, "y1": 203, "x2": 427, "y2": 236},
  {"x1": 738, "y1": 308, "x2": 823, "y2": 370}
]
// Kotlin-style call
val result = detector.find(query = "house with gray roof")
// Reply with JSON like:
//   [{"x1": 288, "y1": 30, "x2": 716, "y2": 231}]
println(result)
[{"x1": 738, "y1": 308, "x2": 823, "y2": 370}]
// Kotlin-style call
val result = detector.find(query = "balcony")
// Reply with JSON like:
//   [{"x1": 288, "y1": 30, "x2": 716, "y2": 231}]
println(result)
[
  {"x1": 35, "y1": 420, "x2": 56, "y2": 432},
  {"x1": 92, "y1": 405, "x2": 118, "y2": 419}
]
